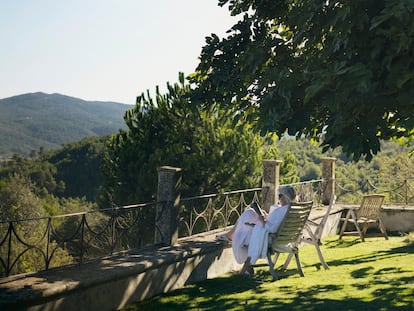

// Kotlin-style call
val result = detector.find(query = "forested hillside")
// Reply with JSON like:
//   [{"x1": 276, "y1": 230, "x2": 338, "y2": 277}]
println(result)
[
  {"x1": 0, "y1": 92, "x2": 129, "y2": 159},
  {"x1": 0, "y1": 136, "x2": 107, "y2": 202},
  {"x1": 277, "y1": 138, "x2": 414, "y2": 203}
]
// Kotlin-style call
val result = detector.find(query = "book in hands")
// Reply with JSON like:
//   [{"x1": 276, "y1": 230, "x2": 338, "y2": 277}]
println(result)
[{"x1": 251, "y1": 202, "x2": 265, "y2": 218}]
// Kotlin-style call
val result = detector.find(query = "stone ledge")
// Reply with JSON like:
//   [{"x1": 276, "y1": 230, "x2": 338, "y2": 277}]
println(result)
[
  {"x1": 0, "y1": 228, "x2": 239, "y2": 311},
  {"x1": 381, "y1": 206, "x2": 414, "y2": 232}
]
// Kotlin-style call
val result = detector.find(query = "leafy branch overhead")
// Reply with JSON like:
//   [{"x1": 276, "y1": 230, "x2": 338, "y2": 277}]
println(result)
[{"x1": 190, "y1": 0, "x2": 414, "y2": 160}]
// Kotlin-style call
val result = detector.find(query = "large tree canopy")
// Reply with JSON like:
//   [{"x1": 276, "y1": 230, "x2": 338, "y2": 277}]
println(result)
[
  {"x1": 190, "y1": 0, "x2": 414, "y2": 160},
  {"x1": 101, "y1": 74, "x2": 298, "y2": 206}
]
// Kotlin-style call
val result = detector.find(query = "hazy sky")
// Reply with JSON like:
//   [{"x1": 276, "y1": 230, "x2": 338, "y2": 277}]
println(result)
[{"x1": 0, "y1": 0, "x2": 238, "y2": 104}]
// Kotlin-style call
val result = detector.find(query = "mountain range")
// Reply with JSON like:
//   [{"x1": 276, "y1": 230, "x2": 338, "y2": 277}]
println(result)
[{"x1": 0, "y1": 92, "x2": 130, "y2": 159}]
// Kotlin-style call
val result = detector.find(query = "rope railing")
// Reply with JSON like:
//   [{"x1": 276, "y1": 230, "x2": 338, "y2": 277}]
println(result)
[{"x1": 335, "y1": 178, "x2": 414, "y2": 206}]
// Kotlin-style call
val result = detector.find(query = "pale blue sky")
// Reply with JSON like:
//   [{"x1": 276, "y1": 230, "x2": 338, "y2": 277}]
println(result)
[{"x1": 0, "y1": 0, "x2": 237, "y2": 104}]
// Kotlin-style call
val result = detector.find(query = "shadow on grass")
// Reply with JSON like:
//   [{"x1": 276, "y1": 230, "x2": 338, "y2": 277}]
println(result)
[
  {"x1": 321, "y1": 236, "x2": 414, "y2": 269},
  {"x1": 125, "y1": 268, "x2": 414, "y2": 311},
  {"x1": 124, "y1": 236, "x2": 414, "y2": 311},
  {"x1": 325, "y1": 238, "x2": 362, "y2": 248}
]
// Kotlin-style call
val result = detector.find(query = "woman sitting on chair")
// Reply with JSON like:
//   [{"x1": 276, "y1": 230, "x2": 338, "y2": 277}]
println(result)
[{"x1": 216, "y1": 185, "x2": 297, "y2": 275}]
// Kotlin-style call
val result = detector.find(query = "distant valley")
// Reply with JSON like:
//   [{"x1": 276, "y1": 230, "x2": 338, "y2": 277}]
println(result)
[{"x1": 0, "y1": 92, "x2": 130, "y2": 159}]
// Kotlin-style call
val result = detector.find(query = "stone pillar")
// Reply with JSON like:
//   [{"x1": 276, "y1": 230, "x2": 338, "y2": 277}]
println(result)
[
  {"x1": 155, "y1": 166, "x2": 182, "y2": 246},
  {"x1": 261, "y1": 160, "x2": 282, "y2": 212},
  {"x1": 321, "y1": 157, "x2": 336, "y2": 205}
]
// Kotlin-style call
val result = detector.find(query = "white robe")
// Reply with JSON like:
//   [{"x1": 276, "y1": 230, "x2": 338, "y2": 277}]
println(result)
[
  {"x1": 231, "y1": 204, "x2": 289, "y2": 264},
  {"x1": 231, "y1": 208, "x2": 260, "y2": 264}
]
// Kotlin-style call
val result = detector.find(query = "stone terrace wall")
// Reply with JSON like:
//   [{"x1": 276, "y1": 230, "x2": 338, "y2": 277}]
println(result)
[{"x1": 0, "y1": 229, "x2": 239, "y2": 311}]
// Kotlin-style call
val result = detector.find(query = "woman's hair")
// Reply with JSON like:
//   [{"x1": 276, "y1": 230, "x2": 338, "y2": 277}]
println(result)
[{"x1": 278, "y1": 185, "x2": 296, "y2": 201}]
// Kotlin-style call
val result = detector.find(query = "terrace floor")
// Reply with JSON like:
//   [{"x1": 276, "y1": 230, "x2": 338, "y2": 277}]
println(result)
[{"x1": 123, "y1": 233, "x2": 414, "y2": 311}]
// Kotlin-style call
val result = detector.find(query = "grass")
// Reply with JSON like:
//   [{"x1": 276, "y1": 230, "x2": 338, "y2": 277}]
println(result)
[{"x1": 123, "y1": 233, "x2": 414, "y2": 311}]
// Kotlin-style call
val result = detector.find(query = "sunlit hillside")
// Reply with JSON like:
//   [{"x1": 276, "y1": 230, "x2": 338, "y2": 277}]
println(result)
[{"x1": 0, "y1": 92, "x2": 129, "y2": 159}]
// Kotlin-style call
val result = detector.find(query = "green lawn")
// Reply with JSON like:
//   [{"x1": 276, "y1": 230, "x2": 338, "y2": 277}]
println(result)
[{"x1": 123, "y1": 234, "x2": 414, "y2": 311}]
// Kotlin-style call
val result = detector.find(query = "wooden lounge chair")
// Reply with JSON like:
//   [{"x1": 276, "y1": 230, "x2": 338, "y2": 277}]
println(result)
[
  {"x1": 266, "y1": 201, "x2": 313, "y2": 280},
  {"x1": 339, "y1": 194, "x2": 388, "y2": 242},
  {"x1": 283, "y1": 194, "x2": 336, "y2": 270}
]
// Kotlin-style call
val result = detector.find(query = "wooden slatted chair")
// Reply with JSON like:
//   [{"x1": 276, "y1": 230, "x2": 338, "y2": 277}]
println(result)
[
  {"x1": 266, "y1": 201, "x2": 313, "y2": 280},
  {"x1": 283, "y1": 194, "x2": 336, "y2": 270},
  {"x1": 339, "y1": 194, "x2": 388, "y2": 242}
]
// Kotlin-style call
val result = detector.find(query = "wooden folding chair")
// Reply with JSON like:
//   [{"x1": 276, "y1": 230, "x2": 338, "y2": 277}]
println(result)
[
  {"x1": 283, "y1": 194, "x2": 336, "y2": 270},
  {"x1": 339, "y1": 194, "x2": 388, "y2": 242},
  {"x1": 266, "y1": 201, "x2": 313, "y2": 280}
]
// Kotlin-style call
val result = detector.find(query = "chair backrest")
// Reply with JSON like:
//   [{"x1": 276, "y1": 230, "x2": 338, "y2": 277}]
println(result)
[
  {"x1": 271, "y1": 201, "x2": 313, "y2": 249},
  {"x1": 313, "y1": 194, "x2": 337, "y2": 240},
  {"x1": 357, "y1": 194, "x2": 385, "y2": 220}
]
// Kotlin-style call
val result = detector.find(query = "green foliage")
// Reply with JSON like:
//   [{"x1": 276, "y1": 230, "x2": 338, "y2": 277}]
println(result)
[
  {"x1": 190, "y1": 0, "x2": 414, "y2": 161},
  {"x1": 101, "y1": 74, "x2": 295, "y2": 206},
  {"x1": 302, "y1": 163, "x2": 321, "y2": 181},
  {"x1": 277, "y1": 138, "x2": 414, "y2": 203},
  {"x1": 0, "y1": 174, "x2": 46, "y2": 220},
  {"x1": 45, "y1": 136, "x2": 109, "y2": 201},
  {"x1": 0, "y1": 174, "x2": 73, "y2": 275},
  {"x1": 0, "y1": 154, "x2": 63, "y2": 197},
  {"x1": 0, "y1": 136, "x2": 108, "y2": 201},
  {"x1": 262, "y1": 135, "x2": 299, "y2": 185}
]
